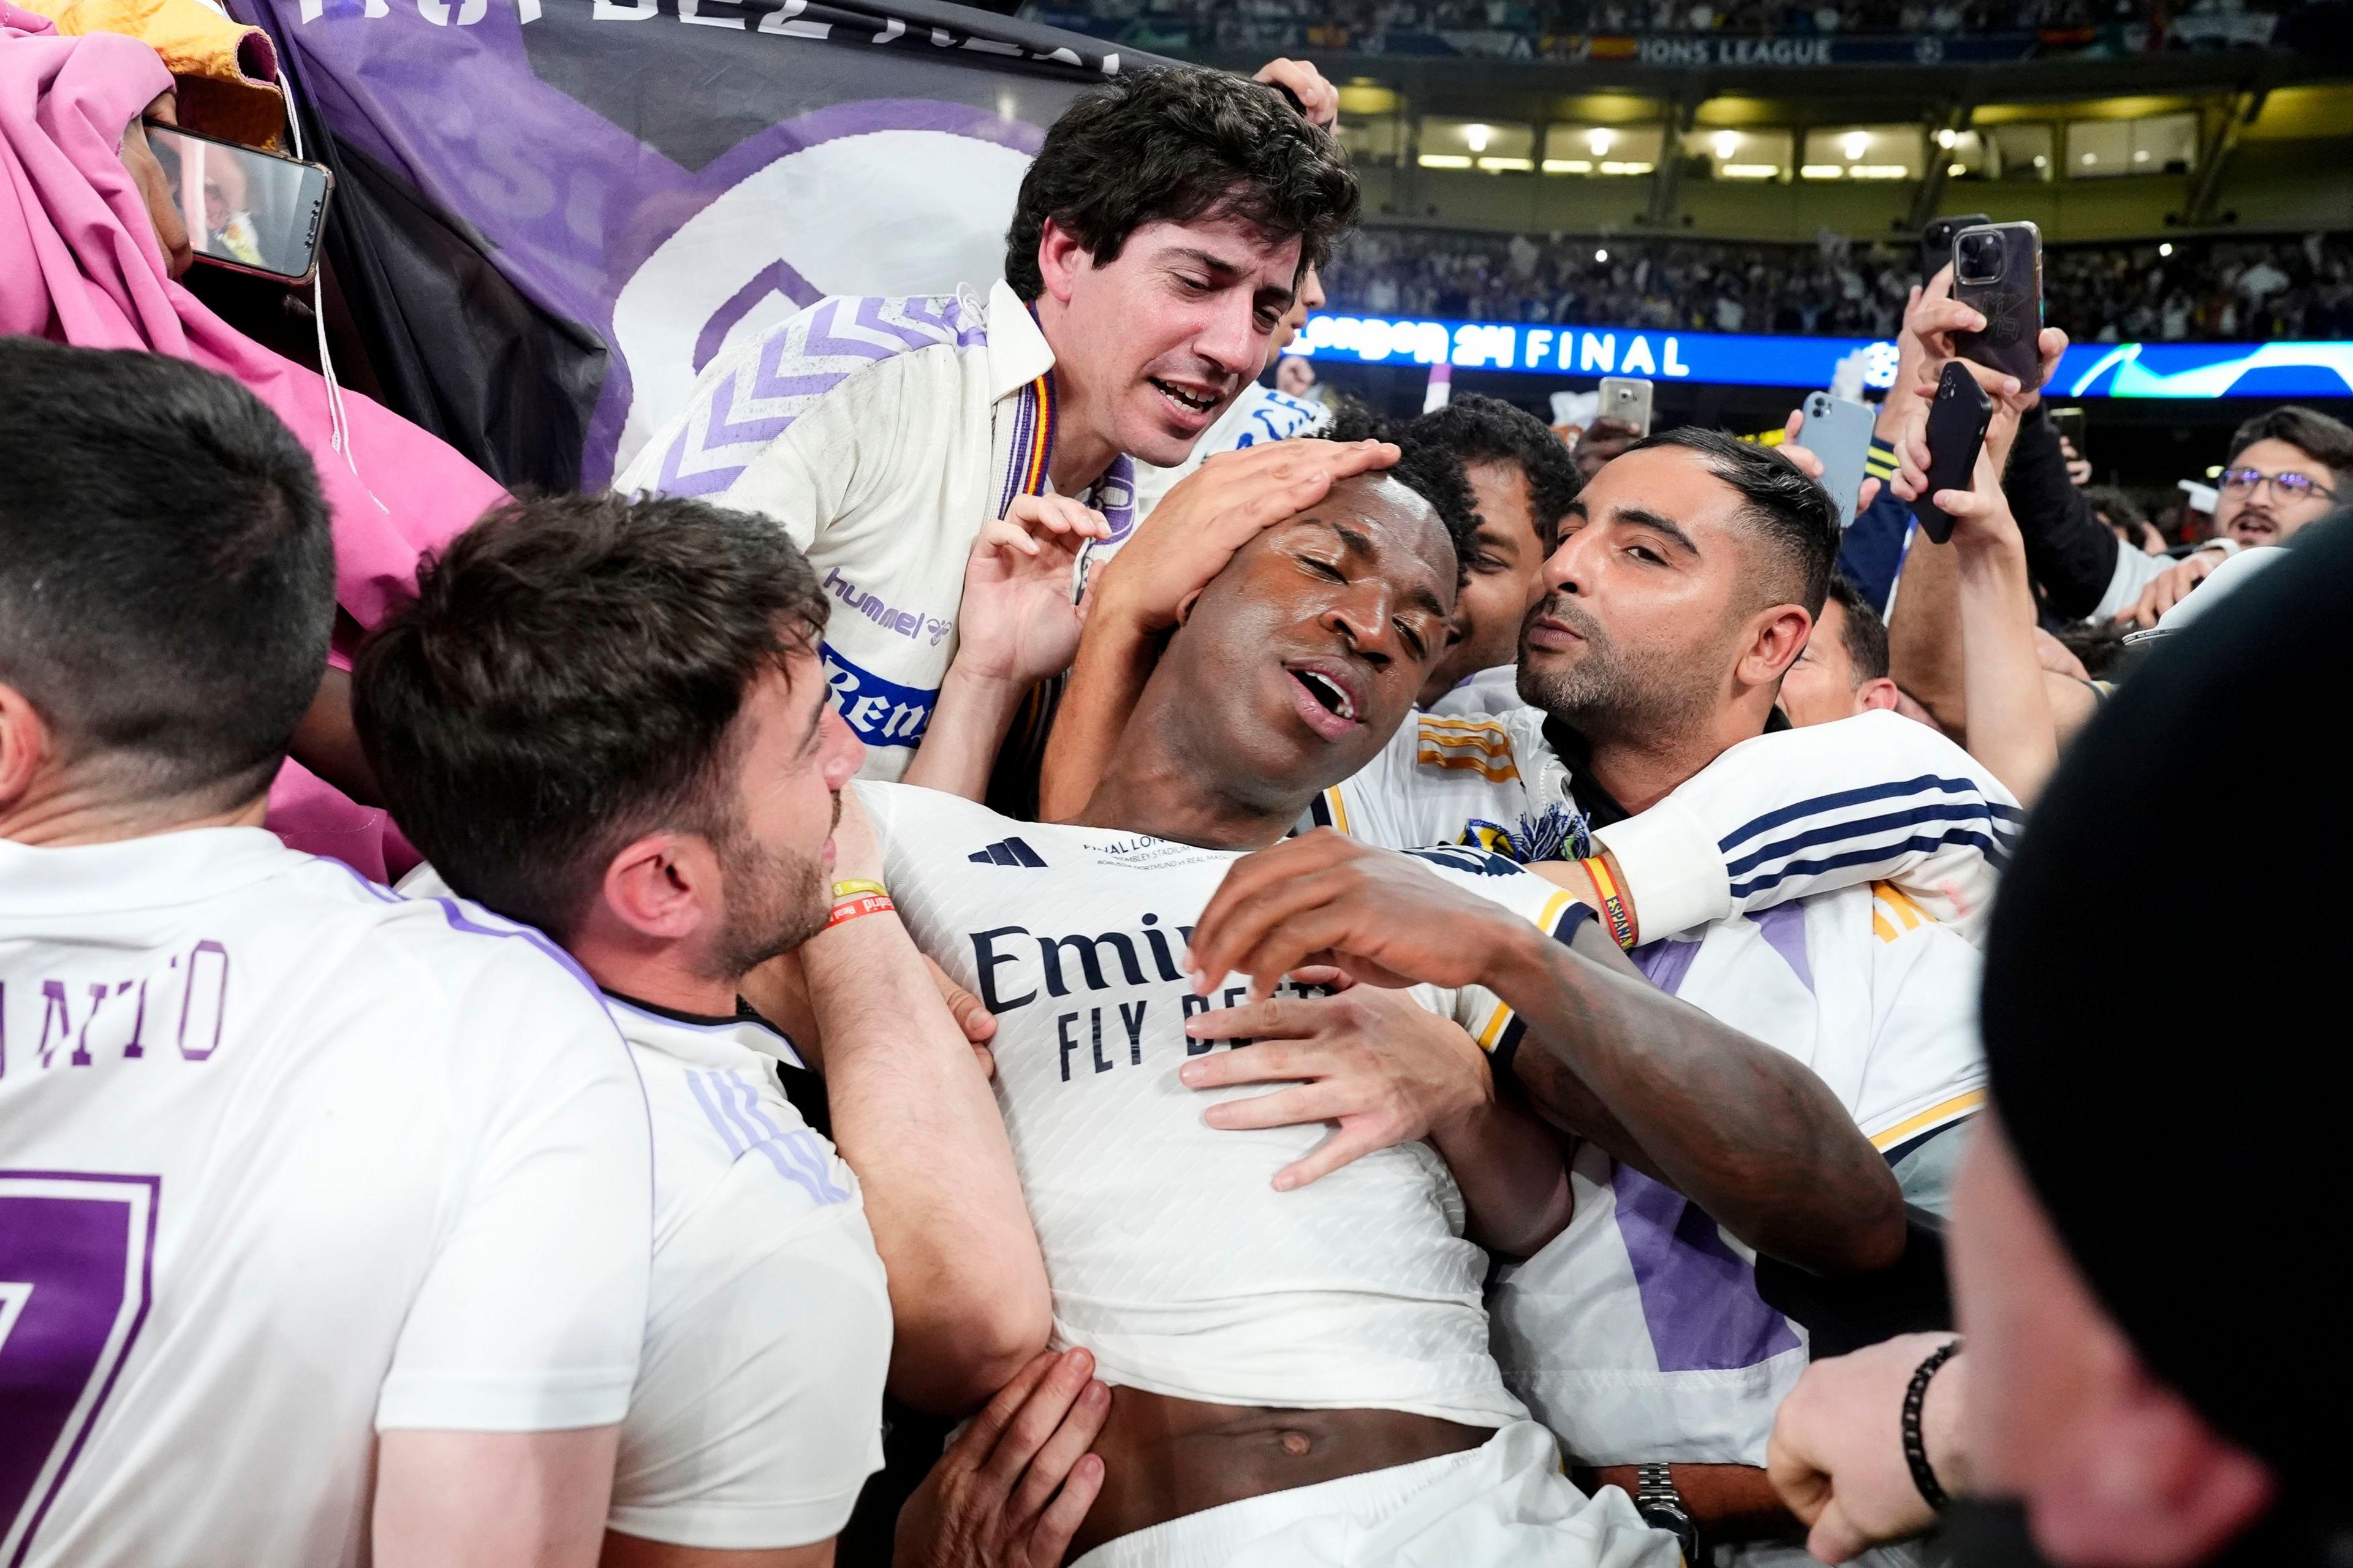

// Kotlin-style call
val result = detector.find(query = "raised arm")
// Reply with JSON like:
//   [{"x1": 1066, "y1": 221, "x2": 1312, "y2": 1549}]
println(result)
[
  {"x1": 1185, "y1": 833, "x2": 1906, "y2": 1273},
  {"x1": 1036, "y1": 439, "x2": 1398, "y2": 820},
  {"x1": 783, "y1": 791, "x2": 1051, "y2": 1412}
]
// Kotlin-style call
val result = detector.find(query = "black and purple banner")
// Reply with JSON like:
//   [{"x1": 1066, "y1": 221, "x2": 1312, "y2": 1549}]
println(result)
[{"x1": 229, "y1": 0, "x2": 1158, "y2": 489}]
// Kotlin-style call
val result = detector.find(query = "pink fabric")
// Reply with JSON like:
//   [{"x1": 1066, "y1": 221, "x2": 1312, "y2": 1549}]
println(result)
[{"x1": 2, "y1": 6, "x2": 502, "y2": 881}]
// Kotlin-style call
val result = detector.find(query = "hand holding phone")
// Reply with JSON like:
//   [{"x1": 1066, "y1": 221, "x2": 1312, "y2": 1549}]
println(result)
[
  {"x1": 1790, "y1": 393, "x2": 1877, "y2": 530},
  {"x1": 1596, "y1": 376, "x2": 1653, "y2": 438},
  {"x1": 1915, "y1": 362, "x2": 1994, "y2": 545},
  {"x1": 1952, "y1": 221, "x2": 2044, "y2": 390}
]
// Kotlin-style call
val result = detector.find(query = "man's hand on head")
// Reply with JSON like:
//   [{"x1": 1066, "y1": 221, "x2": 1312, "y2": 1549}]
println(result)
[
  {"x1": 1252, "y1": 58, "x2": 1338, "y2": 127},
  {"x1": 1089, "y1": 439, "x2": 1398, "y2": 635},
  {"x1": 1184, "y1": 830, "x2": 1533, "y2": 1002},
  {"x1": 1178, "y1": 988, "x2": 1493, "y2": 1190}
]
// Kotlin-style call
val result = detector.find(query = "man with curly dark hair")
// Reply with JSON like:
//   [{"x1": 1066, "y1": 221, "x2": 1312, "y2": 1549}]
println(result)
[{"x1": 619, "y1": 62, "x2": 1356, "y2": 788}]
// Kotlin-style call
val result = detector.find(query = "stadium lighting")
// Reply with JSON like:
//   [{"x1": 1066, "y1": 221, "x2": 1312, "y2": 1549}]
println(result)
[
  {"x1": 1596, "y1": 248, "x2": 1610, "y2": 262},
  {"x1": 2034, "y1": 154, "x2": 2049, "y2": 168},
  {"x1": 1465, "y1": 123, "x2": 1491, "y2": 153},
  {"x1": 2160, "y1": 242, "x2": 2175, "y2": 256},
  {"x1": 1543, "y1": 159, "x2": 1594, "y2": 173},
  {"x1": 1589, "y1": 127, "x2": 1613, "y2": 155},
  {"x1": 2082, "y1": 152, "x2": 2097, "y2": 165},
  {"x1": 1713, "y1": 131, "x2": 1738, "y2": 160},
  {"x1": 1801, "y1": 163, "x2": 1844, "y2": 179},
  {"x1": 1949, "y1": 163, "x2": 1966, "y2": 177},
  {"x1": 1418, "y1": 154, "x2": 1473, "y2": 169},
  {"x1": 2134, "y1": 149, "x2": 2150, "y2": 162},
  {"x1": 1722, "y1": 163, "x2": 1780, "y2": 179},
  {"x1": 1936, "y1": 128, "x2": 1957, "y2": 148},
  {"x1": 1842, "y1": 131, "x2": 1868, "y2": 160}
]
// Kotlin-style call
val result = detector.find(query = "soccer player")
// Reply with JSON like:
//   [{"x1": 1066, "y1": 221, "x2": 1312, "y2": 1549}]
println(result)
[
  {"x1": 0, "y1": 342, "x2": 651, "y2": 1568},
  {"x1": 854, "y1": 467, "x2": 1905, "y2": 1563},
  {"x1": 617, "y1": 64, "x2": 1356, "y2": 781},
  {"x1": 349, "y1": 494, "x2": 1067, "y2": 1564}
]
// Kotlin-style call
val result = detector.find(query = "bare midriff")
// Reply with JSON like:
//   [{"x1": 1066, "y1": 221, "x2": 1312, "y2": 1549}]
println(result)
[{"x1": 1066, "y1": 1385, "x2": 1491, "y2": 1559}]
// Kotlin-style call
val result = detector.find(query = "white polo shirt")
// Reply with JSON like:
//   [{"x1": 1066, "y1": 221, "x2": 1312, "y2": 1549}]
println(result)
[
  {"x1": 0, "y1": 829, "x2": 651, "y2": 1568},
  {"x1": 617, "y1": 279, "x2": 1137, "y2": 779},
  {"x1": 604, "y1": 998, "x2": 890, "y2": 1550}
]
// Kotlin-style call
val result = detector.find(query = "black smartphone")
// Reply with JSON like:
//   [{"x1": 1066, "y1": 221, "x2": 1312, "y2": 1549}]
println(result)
[
  {"x1": 1952, "y1": 221, "x2": 2044, "y2": 390},
  {"x1": 143, "y1": 120, "x2": 334, "y2": 287},
  {"x1": 2050, "y1": 404, "x2": 2086, "y2": 463},
  {"x1": 1915, "y1": 362, "x2": 1993, "y2": 545},
  {"x1": 1919, "y1": 213, "x2": 1991, "y2": 286}
]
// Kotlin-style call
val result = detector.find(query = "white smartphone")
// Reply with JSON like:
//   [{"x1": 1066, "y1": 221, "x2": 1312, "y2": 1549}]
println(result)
[
  {"x1": 1792, "y1": 392, "x2": 1877, "y2": 531},
  {"x1": 1597, "y1": 376, "x2": 1653, "y2": 437}
]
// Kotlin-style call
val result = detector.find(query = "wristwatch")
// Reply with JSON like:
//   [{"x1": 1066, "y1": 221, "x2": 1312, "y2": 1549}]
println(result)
[{"x1": 1632, "y1": 1462, "x2": 1703, "y2": 1565}]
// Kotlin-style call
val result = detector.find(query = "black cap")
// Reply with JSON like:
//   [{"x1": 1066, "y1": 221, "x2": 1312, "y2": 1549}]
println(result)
[{"x1": 1982, "y1": 513, "x2": 2351, "y2": 1520}]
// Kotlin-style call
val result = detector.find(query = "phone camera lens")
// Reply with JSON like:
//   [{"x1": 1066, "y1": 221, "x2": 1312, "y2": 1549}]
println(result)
[{"x1": 1957, "y1": 232, "x2": 2002, "y2": 282}]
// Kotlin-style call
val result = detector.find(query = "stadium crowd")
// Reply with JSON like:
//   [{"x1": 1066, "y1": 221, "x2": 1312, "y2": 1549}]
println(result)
[
  {"x1": 5, "y1": 19, "x2": 2351, "y2": 1568},
  {"x1": 1324, "y1": 225, "x2": 2353, "y2": 342},
  {"x1": 1029, "y1": 0, "x2": 2287, "y2": 44}
]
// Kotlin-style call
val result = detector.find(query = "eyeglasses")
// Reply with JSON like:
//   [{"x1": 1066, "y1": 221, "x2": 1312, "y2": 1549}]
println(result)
[{"x1": 2219, "y1": 466, "x2": 2336, "y2": 502}]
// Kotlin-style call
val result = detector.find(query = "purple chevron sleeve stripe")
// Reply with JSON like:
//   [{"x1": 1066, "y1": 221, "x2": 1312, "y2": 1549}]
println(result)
[{"x1": 800, "y1": 298, "x2": 904, "y2": 362}]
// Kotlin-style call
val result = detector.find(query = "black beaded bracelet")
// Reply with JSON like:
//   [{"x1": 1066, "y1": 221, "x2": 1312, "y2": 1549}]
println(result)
[{"x1": 1902, "y1": 1339, "x2": 1963, "y2": 1512}]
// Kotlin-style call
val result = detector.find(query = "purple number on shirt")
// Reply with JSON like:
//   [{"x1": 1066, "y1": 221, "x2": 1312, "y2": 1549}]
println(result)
[{"x1": 0, "y1": 1173, "x2": 159, "y2": 1567}]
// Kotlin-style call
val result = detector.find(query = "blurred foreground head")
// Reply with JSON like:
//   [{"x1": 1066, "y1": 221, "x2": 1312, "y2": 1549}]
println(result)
[{"x1": 1966, "y1": 513, "x2": 2352, "y2": 1566}]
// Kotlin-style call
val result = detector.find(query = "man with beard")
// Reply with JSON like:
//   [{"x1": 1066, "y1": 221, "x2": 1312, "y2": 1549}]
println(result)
[
  {"x1": 853, "y1": 464, "x2": 1908, "y2": 1564},
  {"x1": 352, "y1": 494, "x2": 1075, "y2": 1567},
  {"x1": 618, "y1": 63, "x2": 1354, "y2": 782},
  {"x1": 1037, "y1": 428, "x2": 2010, "y2": 1543}
]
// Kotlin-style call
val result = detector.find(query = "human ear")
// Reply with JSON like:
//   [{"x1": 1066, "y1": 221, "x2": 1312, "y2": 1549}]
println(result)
[
  {"x1": 0, "y1": 681, "x2": 55, "y2": 816},
  {"x1": 1857, "y1": 677, "x2": 1902, "y2": 713},
  {"x1": 599, "y1": 832, "x2": 714, "y2": 943},
  {"x1": 1175, "y1": 587, "x2": 1205, "y2": 626},
  {"x1": 1741, "y1": 605, "x2": 1813, "y2": 689},
  {"x1": 1036, "y1": 218, "x2": 1094, "y2": 308}
]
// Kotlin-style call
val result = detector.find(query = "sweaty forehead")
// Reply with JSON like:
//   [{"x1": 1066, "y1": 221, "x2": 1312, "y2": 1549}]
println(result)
[{"x1": 1297, "y1": 472, "x2": 1453, "y2": 580}]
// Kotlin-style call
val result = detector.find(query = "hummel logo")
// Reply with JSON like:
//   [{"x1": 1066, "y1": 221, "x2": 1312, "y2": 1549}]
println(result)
[{"x1": 969, "y1": 837, "x2": 1047, "y2": 868}]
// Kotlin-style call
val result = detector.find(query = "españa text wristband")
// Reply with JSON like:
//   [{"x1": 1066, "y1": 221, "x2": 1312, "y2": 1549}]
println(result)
[
  {"x1": 1582, "y1": 855, "x2": 1637, "y2": 950},
  {"x1": 824, "y1": 892, "x2": 896, "y2": 931}
]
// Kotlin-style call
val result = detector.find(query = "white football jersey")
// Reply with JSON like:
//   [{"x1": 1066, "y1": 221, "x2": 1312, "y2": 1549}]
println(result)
[
  {"x1": 1490, "y1": 881, "x2": 1985, "y2": 1468},
  {"x1": 618, "y1": 280, "x2": 1137, "y2": 781},
  {"x1": 605, "y1": 998, "x2": 890, "y2": 1550},
  {"x1": 1317, "y1": 706, "x2": 2022, "y2": 944},
  {"x1": 0, "y1": 829, "x2": 651, "y2": 1568},
  {"x1": 1421, "y1": 664, "x2": 1525, "y2": 720},
  {"x1": 856, "y1": 782, "x2": 1588, "y2": 1427}
]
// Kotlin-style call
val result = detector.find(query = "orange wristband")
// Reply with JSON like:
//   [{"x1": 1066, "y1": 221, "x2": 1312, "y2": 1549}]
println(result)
[
  {"x1": 1582, "y1": 855, "x2": 1637, "y2": 950},
  {"x1": 824, "y1": 892, "x2": 895, "y2": 931}
]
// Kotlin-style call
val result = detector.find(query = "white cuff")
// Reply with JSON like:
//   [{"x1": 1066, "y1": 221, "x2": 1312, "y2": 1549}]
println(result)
[{"x1": 1591, "y1": 793, "x2": 1728, "y2": 943}]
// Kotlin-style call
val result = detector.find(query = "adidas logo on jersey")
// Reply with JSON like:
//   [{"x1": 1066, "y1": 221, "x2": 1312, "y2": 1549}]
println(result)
[{"x1": 969, "y1": 837, "x2": 1047, "y2": 868}]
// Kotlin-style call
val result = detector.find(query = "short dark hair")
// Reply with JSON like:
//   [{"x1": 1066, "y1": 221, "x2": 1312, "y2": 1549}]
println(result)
[
  {"x1": 1004, "y1": 66, "x2": 1358, "y2": 301},
  {"x1": 353, "y1": 494, "x2": 828, "y2": 939},
  {"x1": 1320, "y1": 398, "x2": 1478, "y2": 576},
  {"x1": 0, "y1": 339, "x2": 332, "y2": 809},
  {"x1": 1406, "y1": 394, "x2": 1582, "y2": 551},
  {"x1": 1822, "y1": 575, "x2": 1889, "y2": 683},
  {"x1": 1634, "y1": 426, "x2": 1841, "y2": 617},
  {"x1": 2226, "y1": 404, "x2": 2353, "y2": 487}
]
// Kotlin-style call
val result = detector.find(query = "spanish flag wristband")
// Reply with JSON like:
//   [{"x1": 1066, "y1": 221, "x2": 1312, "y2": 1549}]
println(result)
[
  {"x1": 825, "y1": 892, "x2": 896, "y2": 931},
  {"x1": 1582, "y1": 855, "x2": 1637, "y2": 950}
]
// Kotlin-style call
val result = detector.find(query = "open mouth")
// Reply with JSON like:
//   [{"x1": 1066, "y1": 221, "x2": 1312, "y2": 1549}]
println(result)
[
  {"x1": 1150, "y1": 377, "x2": 1223, "y2": 419},
  {"x1": 1283, "y1": 663, "x2": 1363, "y2": 740}
]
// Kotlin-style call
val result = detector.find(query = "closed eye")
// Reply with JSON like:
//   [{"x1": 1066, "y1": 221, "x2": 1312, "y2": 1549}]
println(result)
[
  {"x1": 1302, "y1": 556, "x2": 1347, "y2": 581},
  {"x1": 1395, "y1": 619, "x2": 1430, "y2": 660}
]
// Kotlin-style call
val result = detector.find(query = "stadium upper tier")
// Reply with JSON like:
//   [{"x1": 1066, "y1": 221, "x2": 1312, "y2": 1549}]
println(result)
[
  {"x1": 1020, "y1": 0, "x2": 2309, "y2": 57},
  {"x1": 1324, "y1": 227, "x2": 2349, "y2": 343}
]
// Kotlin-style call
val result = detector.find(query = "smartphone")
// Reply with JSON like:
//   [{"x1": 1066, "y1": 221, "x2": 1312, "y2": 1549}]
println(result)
[
  {"x1": 1597, "y1": 376, "x2": 1653, "y2": 437},
  {"x1": 1919, "y1": 212, "x2": 1991, "y2": 286},
  {"x1": 1952, "y1": 221, "x2": 2044, "y2": 390},
  {"x1": 143, "y1": 121, "x2": 334, "y2": 287},
  {"x1": 1792, "y1": 392, "x2": 1877, "y2": 531},
  {"x1": 2050, "y1": 404, "x2": 2086, "y2": 463},
  {"x1": 1915, "y1": 362, "x2": 1993, "y2": 545}
]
